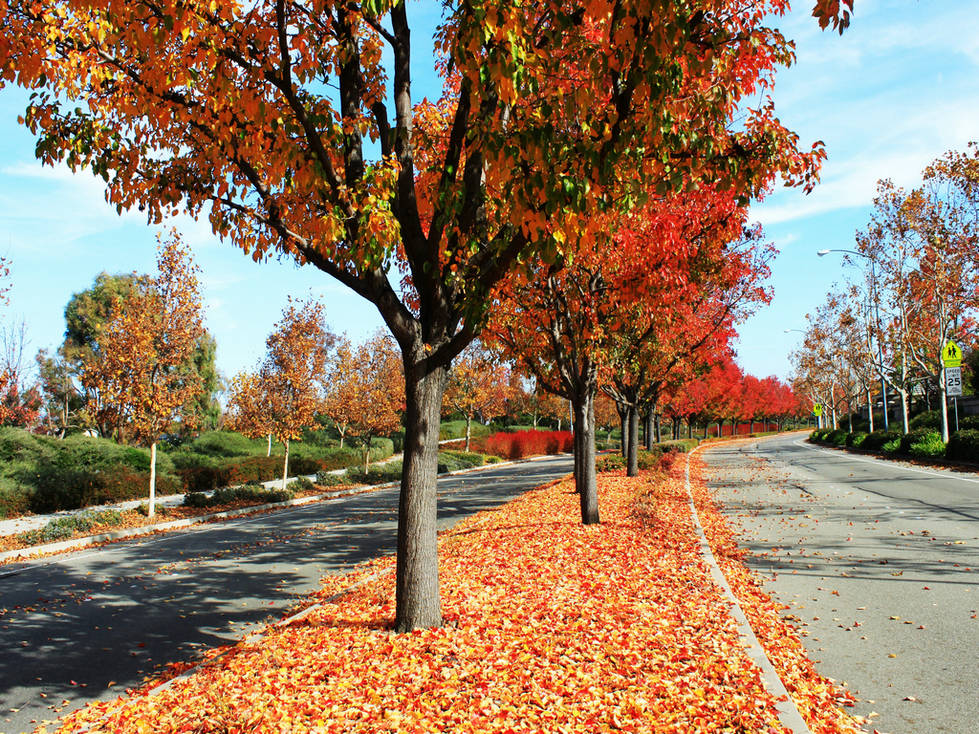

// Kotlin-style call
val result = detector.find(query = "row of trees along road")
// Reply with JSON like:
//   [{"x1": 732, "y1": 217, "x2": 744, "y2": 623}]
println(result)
[
  {"x1": 0, "y1": 0, "x2": 852, "y2": 630},
  {"x1": 792, "y1": 145, "x2": 979, "y2": 441}
]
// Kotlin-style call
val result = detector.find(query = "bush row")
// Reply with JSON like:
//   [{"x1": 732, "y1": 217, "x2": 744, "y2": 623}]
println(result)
[
  {"x1": 473, "y1": 430, "x2": 574, "y2": 460},
  {"x1": 183, "y1": 484, "x2": 296, "y2": 509},
  {"x1": 17, "y1": 509, "x2": 124, "y2": 546},
  {"x1": 809, "y1": 426, "x2": 979, "y2": 461},
  {"x1": 0, "y1": 427, "x2": 396, "y2": 518}
]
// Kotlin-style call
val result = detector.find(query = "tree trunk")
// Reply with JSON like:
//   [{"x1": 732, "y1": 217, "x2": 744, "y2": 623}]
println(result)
[
  {"x1": 465, "y1": 415, "x2": 472, "y2": 452},
  {"x1": 900, "y1": 389, "x2": 910, "y2": 433},
  {"x1": 396, "y1": 362, "x2": 448, "y2": 632},
  {"x1": 644, "y1": 409, "x2": 653, "y2": 450},
  {"x1": 339, "y1": 428, "x2": 345, "y2": 449},
  {"x1": 572, "y1": 392, "x2": 599, "y2": 524},
  {"x1": 282, "y1": 438, "x2": 290, "y2": 491},
  {"x1": 620, "y1": 412, "x2": 628, "y2": 457},
  {"x1": 148, "y1": 441, "x2": 157, "y2": 519},
  {"x1": 364, "y1": 438, "x2": 371, "y2": 474},
  {"x1": 627, "y1": 406, "x2": 639, "y2": 477},
  {"x1": 867, "y1": 388, "x2": 875, "y2": 433},
  {"x1": 267, "y1": 433, "x2": 272, "y2": 457},
  {"x1": 655, "y1": 414, "x2": 662, "y2": 443}
]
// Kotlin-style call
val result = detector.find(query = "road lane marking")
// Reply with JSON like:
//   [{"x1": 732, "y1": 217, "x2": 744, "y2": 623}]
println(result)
[{"x1": 793, "y1": 440, "x2": 979, "y2": 485}]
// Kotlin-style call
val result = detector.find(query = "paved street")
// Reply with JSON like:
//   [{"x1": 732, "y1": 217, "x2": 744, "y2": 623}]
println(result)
[
  {"x1": 0, "y1": 455, "x2": 573, "y2": 734},
  {"x1": 703, "y1": 434, "x2": 979, "y2": 734}
]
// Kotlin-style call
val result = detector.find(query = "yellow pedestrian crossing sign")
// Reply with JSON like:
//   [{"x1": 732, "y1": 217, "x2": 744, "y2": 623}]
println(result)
[
  {"x1": 813, "y1": 404, "x2": 823, "y2": 417},
  {"x1": 941, "y1": 340, "x2": 962, "y2": 368}
]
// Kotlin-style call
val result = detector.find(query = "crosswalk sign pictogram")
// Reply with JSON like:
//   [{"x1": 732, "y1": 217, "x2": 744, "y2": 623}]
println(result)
[
  {"x1": 941, "y1": 340, "x2": 962, "y2": 368},
  {"x1": 813, "y1": 404, "x2": 823, "y2": 417}
]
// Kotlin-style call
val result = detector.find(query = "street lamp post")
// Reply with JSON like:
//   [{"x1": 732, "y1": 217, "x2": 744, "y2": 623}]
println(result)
[{"x1": 817, "y1": 248, "x2": 889, "y2": 430}]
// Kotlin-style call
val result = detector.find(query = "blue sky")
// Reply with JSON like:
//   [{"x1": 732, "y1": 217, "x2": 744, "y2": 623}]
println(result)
[{"x1": 0, "y1": 0, "x2": 976, "y2": 386}]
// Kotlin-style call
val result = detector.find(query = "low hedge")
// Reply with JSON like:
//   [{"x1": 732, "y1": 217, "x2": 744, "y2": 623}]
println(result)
[
  {"x1": 29, "y1": 459, "x2": 182, "y2": 514},
  {"x1": 17, "y1": 508, "x2": 125, "y2": 546},
  {"x1": 183, "y1": 485, "x2": 296, "y2": 509},
  {"x1": 860, "y1": 430, "x2": 902, "y2": 451},
  {"x1": 845, "y1": 431, "x2": 868, "y2": 447},
  {"x1": 945, "y1": 429, "x2": 979, "y2": 462},
  {"x1": 898, "y1": 428, "x2": 939, "y2": 456}
]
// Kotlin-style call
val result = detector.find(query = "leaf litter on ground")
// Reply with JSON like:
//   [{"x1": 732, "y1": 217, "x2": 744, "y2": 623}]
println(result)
[{"x1": 41, "y1": 459, "x2": 866, "y2": 733}]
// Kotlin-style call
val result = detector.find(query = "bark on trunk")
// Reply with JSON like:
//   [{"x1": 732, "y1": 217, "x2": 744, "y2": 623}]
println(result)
[
  {"x1": 655, "y1": 414, "x2": 662, "y2": 443},
  {"x1": 644, "y1": 410, "x2": 653, "y2": 451},
  {"x1": 396, "y1": 363, "x2": 448, "y2": 632},
  {"x1": 267, "y1": 433, "x2": 272, "y2": 457},
  {"x1": 148, "y1": 441, "x2": 157, "y2": 519},
  {"x1": 573, "y1": 392, "x2": 599, "y2": 524},
  {"x1": 465, "y1": 415, "x2": 472, "y2": 452},
  {"x1": 282, "y1": 439, "x2": 290, "y2": 491},
  {"x1": 620, "y1": 413, "x2": 628, "y2": 458},
  {"x1": 627, "y1": 406, "x2": 639, "y2": 477}
]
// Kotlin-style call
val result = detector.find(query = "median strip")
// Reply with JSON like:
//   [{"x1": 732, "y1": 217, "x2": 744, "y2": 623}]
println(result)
[{"x1": 42, "y1": 458, "x2": 864, "y2": 734}]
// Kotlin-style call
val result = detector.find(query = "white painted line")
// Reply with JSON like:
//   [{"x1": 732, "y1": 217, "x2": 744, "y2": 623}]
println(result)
[
  {"x1": 793, "y1": 439, "x2": 979, "y2": 485},
  {"x1": 686, "y1": 449, "x2": 813, "y2": 734}
]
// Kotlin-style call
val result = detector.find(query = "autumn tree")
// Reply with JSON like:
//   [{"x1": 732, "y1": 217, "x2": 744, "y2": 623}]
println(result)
[
  {"x1": 320, "y1": 336, "x2": 356, "y2": 449},
  {"x1": 36, "y1": 272, "x2": 220, "y2": 438},
  {"x1": 225, "y1": 371, "x2": 274, "y2": 455},
  {"x1": 88, "y1": 233, "x2": 205, "y2": 517},
  {"x1": 0, "y1": 0, "x2": 839, "y2": 630},
  {"x1": 443, "y1": 342, "x2": 510, "y2": 451},
  {"x1": 340, "y1": 333, "x2": 404, "y2": 474},
  {"x1": 228, "y1": 299, "x2": 333, "y2": 489}
]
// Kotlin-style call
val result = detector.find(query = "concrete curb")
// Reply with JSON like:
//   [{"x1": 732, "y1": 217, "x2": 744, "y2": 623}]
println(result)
[
  {"x1": 685, "y1": 446, "x2": 814, "y2": 734},
  {"x1": 0, "y1": 454, "x2": 558, "y2": 568}
]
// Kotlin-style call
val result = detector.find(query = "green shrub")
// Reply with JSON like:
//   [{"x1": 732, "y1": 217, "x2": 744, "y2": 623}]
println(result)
[
  {"x1": 959, "y1": 415, "x2": 979, "y2": 431},
  {"x1": 861, "y1": 430, "x2": 902, "y2": 451},
  {"x1": 596, "y1": 454, "x2": 626, "y2": 472},
  {"x1": 881, "y1": 438, "x2": 901, "y2": 454},
  {"x1": 287, "y1": 476, "x2": 315, "y2": 492},
  {"x1": 182, "y1": 485, "x2": 295, "y2": 508},
  {"x1": 28, "y1": 458, "x2": 181, "y2": 514},
  {"x1": 827, "y1": 429, "x2": 849, "y2": 446},
  {"x1": 437, "y1": 450, "x2": 486, "y2": 473},
  {"x1": 899, "y1": 428, "x2": 940, "y2": 455},
  {"x1": 183, "y1": 491, "x2": 212, "y2": 508},
  {"x1": 345, "y1": 461, "x2": 403, "y2": 485},
  {"x1": 182, "y1": 431, "x2": 264, "y2": 457},
  {"x1": 0, "y1": 427, "x2": 57, "y2": 467},
  {"x1": 17, "y1": 509, "x2": 125, "y2": 545},
  {"x1": 909, "y1": 410, "x2": 940, "y2": 430},
  {"x1": 315, "y1": 470, "x2": 349, "y2": 486},
  {"x1": 946, "y1": 430, "x2": 979, "y2": 461},
  {"x1": 908, "y1": 432, "x2": 946, "y2": 459},
  {"x1": 848, "y1": 431, "x2": 869, "y2": 448},
  {"x1": 439, "y1": 420, "x2": 493, "y2": 441}
]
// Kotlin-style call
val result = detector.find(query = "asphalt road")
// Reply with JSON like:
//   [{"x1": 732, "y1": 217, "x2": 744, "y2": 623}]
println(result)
[
  {"x1": 702, "y1": 434, "x2": 979, "y2": 734},
  {"x1": 0, "y1": 455, "x2": 573, "y2": 734}
]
